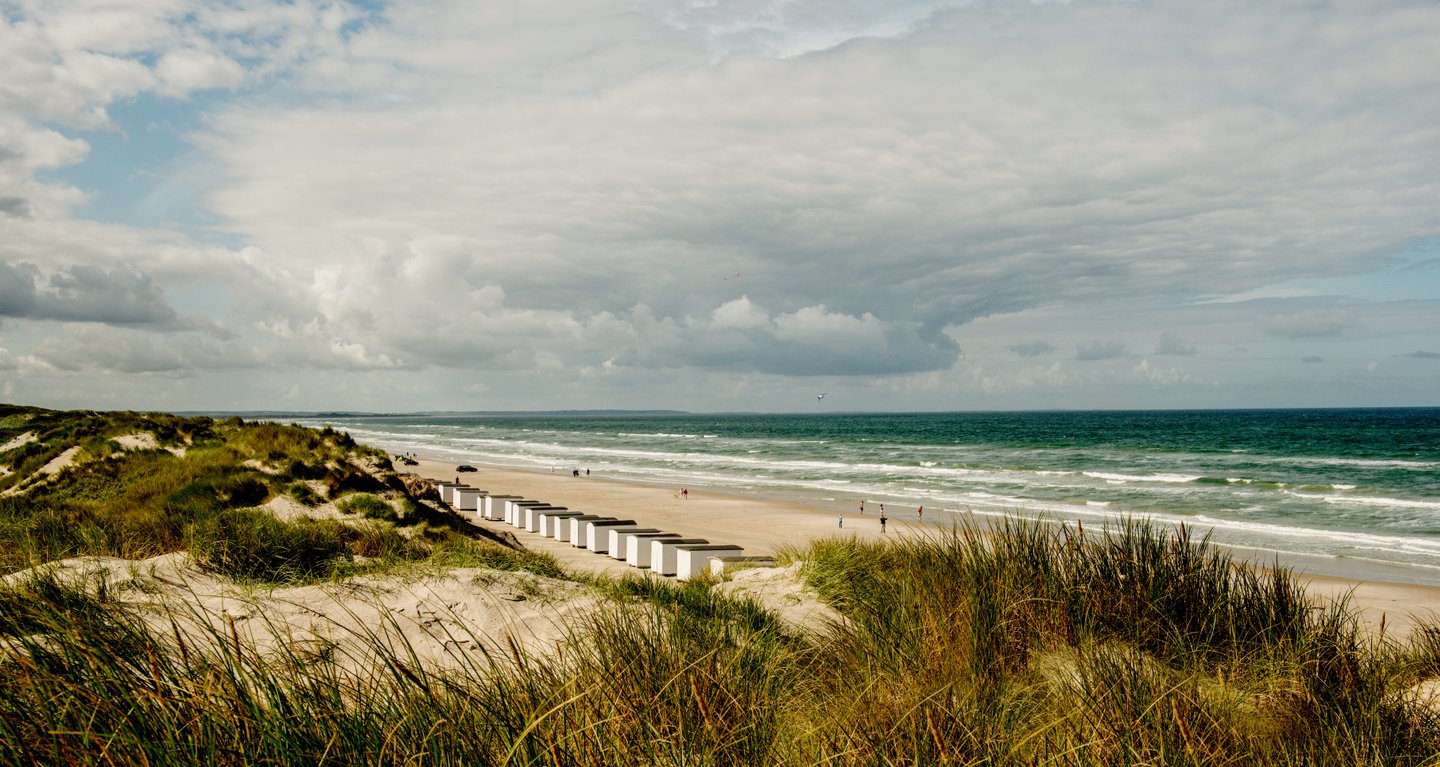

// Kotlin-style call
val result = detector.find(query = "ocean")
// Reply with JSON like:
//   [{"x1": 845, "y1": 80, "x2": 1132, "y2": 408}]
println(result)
[{"x1": 299, "y1": 409, "x2": 1440, "y2": 582}]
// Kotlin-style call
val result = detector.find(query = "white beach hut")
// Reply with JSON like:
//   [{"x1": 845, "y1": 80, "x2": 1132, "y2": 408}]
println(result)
[
  {"x1": 507, "y1": 500, "x2": 548, "y2": 527},
  {"x1": 452, "y1": 487, "x2": 486, "y2": 512},
  {"x1": 482, "y1": 495, "x2": 522, "y2": 521},
  {"x1": 625, "y1": 533, "x2": 684, "y2": 568},
  {"x1": 675, "y1": 545, "x2": 745, "y2": 581},
  {"x1": 570, "y1": 517, "x2": 615, "y2": 548},
  {"x1": 525, "y1": 505, "x2": 566, "y2": 533},
  {"x1": 607, "y1": 528, "x2": 664, "y2": 561},
  {"x1": 537, "y1": 510, "x2": 583, "y2": 537},
  {"x1": 557, "y1": 515, "x2": 603, "y2": 543},
  {"x1": 437, "y1": 482, "x2": 467, "y2": 505},
  {"x1": 650, "y1": 538, "x2": 710, "y2": 576},
  {"x1": 584, "y1": 520, "x2": 639, "y2": 553}
]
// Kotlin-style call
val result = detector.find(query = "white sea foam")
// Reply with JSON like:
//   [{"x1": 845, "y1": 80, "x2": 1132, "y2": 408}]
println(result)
[
  {"x1": 1083, "y1": 471, "x2": 1203, "y2": 484},
  {"x1": 1283, "y1": 491, "x2": 1440, "y2": 511}
]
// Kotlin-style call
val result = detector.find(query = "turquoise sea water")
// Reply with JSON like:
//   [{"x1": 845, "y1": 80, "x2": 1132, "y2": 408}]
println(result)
[{"x1": 302, "y1": 409, "x2": 1440, "y2": 579}]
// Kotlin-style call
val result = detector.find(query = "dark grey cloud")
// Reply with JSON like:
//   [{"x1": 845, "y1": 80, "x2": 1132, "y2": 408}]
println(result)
[
  {"x1": 41, "y1": 264, "x2": 177, "y2": 324},
  {"x1": 0, "y1": 262, "x2": 40, "y2": 317},
  {"x1": 0, "y1": 197, "x2": 28, "y2": 216},
  {"x1": 1009, "y1": 340, "x2": 1055, "y2": 358},
  {"x1": 1301, "y1": 355, "x2": 1324, "y2": 363},
  {"x1": 1075, "y1": 341, "x2": 1129, "y2": 361},
  {"x1": 0, "y1": 262, "x2": 178, "y2": 326},
  {"x1": 1400, "y1": 350, "x2": 1440, "y2": 359}
]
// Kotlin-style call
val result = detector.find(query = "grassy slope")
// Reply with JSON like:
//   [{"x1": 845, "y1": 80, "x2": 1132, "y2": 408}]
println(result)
[
  {"x1": 0, "y1": 404, "x2": 555, "y2": 581},
  {"x1": 2, "y1": 404, "x2": 1439, "y2": 765}
]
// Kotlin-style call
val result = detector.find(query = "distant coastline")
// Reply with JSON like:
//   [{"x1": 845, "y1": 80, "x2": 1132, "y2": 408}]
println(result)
[{"x1": 178, "y1": 409, "x2": 695, "y2": 418}]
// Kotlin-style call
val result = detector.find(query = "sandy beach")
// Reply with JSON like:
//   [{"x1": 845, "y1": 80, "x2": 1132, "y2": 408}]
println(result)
[
  {"x1": 404, "y1": 453, "x2": 1440, "y2": 640},
  {"x1": 406, "y1": 456, "x2": 885, "y2": 579}
]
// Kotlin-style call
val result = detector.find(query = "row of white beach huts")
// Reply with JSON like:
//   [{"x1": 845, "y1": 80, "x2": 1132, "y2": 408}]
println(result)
[{"x1": 432, "y1": 480, "x2": 747, "y2": 580}]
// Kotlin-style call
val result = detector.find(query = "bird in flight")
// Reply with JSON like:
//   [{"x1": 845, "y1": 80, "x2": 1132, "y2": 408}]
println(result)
[{"x1": 817, "y1": 393, "x2": 828, "y2": 402}]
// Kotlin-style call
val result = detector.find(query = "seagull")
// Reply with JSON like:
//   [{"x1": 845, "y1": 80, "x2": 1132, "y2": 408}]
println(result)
[{"x1": 817, "y1": 393, "x2": 827, "y2": 402}]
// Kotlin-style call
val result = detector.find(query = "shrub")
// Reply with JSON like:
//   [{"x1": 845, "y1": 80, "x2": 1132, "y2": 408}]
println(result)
[
  {"x1": 189, "y1": 508, "x2": 350, "y2": 584},
  {"x1": 216, "y1": 475, "x2": 269, "y2": 507},
  {"x1": 285, "y1": 458, "x2": 327, "y2": 481},
  {"x1": 285, "y1": 483, "x2": 325, "y2": 507},
  {"x1": 336, "y1": 493, "x2": 397, "y2": 521},
  {"x1": 323, "y1": 465, "x2": 385, "y2": 498},
  {"x1": 349, "y1": 525, "x2": 428, "y2": 561}
]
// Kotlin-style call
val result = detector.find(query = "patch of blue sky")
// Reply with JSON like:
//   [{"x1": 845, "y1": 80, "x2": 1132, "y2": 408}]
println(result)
[
  {"x1": 37, "y1": 91, "x2": 242, "y2": 247},
  {"x1": 1198, "y1": 235, "x2": 1440, "y2": 305},
  {"x1": 1281, "y1": 236, "x2": 1440, "y2": 303}
]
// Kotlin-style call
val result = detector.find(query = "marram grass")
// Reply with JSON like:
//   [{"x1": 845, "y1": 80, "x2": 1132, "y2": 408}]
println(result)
[{"x1": 4, "y1": 518, "x2": 1440, "y2": 765}]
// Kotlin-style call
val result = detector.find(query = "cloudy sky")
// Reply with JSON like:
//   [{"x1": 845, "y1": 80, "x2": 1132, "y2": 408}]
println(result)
[{"x1": 2, "y1": 0, "x2": 1438, "y2": 413}]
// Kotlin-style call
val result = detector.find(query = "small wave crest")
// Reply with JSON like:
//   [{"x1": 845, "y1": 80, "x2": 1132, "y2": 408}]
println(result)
[{"x1": 1083, "y1": 471, "x2": 1203, "y2": 484}]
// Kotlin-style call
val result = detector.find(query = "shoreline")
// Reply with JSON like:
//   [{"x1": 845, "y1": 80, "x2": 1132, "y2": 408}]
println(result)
[{"x1": 392, "y1": 447, "x2": 1440, "y2": 639}]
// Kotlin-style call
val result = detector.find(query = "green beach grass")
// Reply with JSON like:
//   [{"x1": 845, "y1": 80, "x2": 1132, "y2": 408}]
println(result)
[{"x1": 2, "y1": 404, "x2": 1439, "y2": 765}]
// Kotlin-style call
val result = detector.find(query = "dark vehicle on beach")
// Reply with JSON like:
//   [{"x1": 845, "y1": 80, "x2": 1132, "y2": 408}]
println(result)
[{"x1": 456, "y1": 465, "x2": 478, "y2": 473}]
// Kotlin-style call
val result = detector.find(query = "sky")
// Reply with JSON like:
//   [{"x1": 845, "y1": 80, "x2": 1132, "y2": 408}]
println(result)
[{"x1": 1, "y1": 0, "x2": 1438, "y2": 413}]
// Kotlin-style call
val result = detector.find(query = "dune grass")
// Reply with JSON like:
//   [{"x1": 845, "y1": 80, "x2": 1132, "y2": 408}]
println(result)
[
  {"x1": 3, "y1": 516, "x2": 1439, "y2": 765},
  {"x1": 0, "y1": 408, "x2": 403, "y2": 575}
]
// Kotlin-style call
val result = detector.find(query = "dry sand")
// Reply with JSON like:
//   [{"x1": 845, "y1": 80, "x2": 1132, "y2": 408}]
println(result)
[
  {"x1": 5, "y1": 553, "x2": 607, "y2": 678},
  {"x1": 406, "y1": 455, "x2": 1440, "y2": 641},
  {"x1": 410, "y1": 458, "x2": 886, "y2": 557}
]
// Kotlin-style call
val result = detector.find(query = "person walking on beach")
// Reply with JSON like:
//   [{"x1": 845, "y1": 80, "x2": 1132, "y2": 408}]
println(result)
[
  {"x1": 838, "y1": 513, "x2": 844, "y2": 528},
  {"x1": 859, "y1": 500, "x2": 865, "y2": 515},
  {"x1": 879, "y1": 509, "x2": 887, "y2": 534},
  {"x1": 918, "y1": 506, "x2": 923, "y2": 521},
  {"x1": 682, "y1": 488, "x2": 688, "y2": 500}
]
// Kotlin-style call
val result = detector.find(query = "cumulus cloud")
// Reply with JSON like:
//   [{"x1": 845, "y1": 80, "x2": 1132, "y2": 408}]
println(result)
[{"x1": 1132, "y1": 359, "x2": 1191, "y2": 385}]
